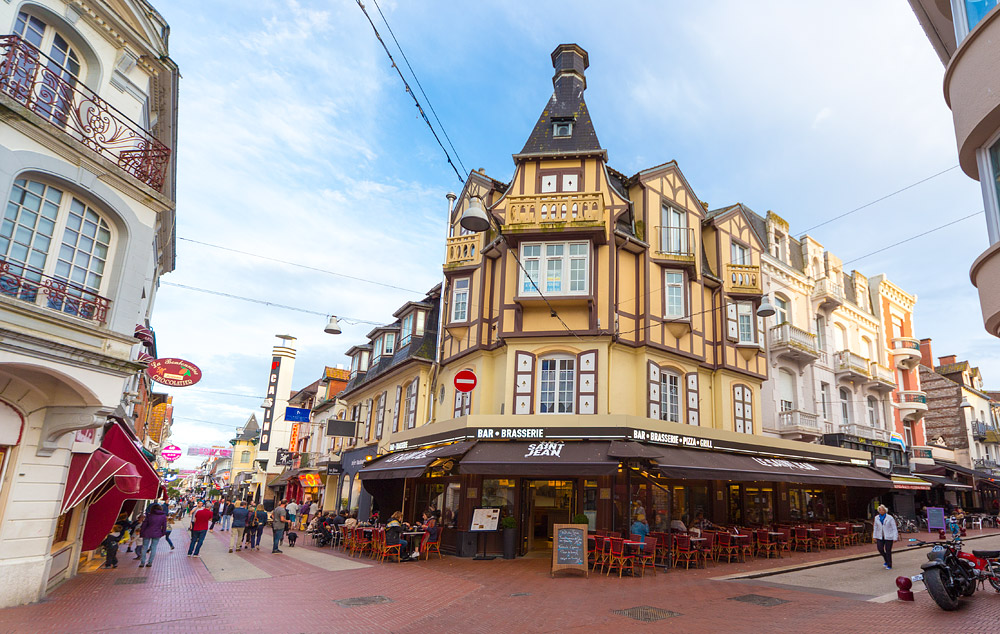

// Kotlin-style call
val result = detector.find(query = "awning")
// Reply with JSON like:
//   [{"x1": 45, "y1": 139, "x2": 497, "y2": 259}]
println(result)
[
  {"x1": 81, "y1": 421, "x2": 163, "y2": 551},
  {"x1": 61, "y1": 449, "x2": 141, "y2": 515},
  {"x1": 360, "y1": 441, "x2": 476, "y2": 480},
  {"x1": 607, "y1": 440, "x2": 662, "y2": 459},
  {"x1": 457, "y1": 441, "x2": 618, "y2": 476},
  {"x1": 268, "y1": 470, "x2": 297, "y2": 488},
  {"x1": 650, "y1": 446, "x2": 892, "y2": 487},
  {"x1": 916, "y1": 474, "x2": 975, "y2": 490},
  {"x1": 891, "y1": 474, "x2": 933, "y2": 491}
]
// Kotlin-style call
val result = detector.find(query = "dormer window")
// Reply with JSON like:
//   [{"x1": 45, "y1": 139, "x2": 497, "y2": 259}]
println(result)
[
  {"x1": 553, "y1": 120, "x2": 573, "y2": 137},
  {"x1": 400, "y1": 313, "x2": 414, "y2": 347},
  {"x1": 372, "y1": 337, "x2": 383, "y2": 359},
  {"x1": 349, "y1": 355, "x2": 359, "y2": 379},
  {"x1": 384, "y1": 333, "x2": 395, "y2": 356}
]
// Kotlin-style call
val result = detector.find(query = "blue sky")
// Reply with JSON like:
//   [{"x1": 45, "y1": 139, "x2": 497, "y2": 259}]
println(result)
[{"x1": 152, "y1": 1, "x2": 997, "y2": 468}]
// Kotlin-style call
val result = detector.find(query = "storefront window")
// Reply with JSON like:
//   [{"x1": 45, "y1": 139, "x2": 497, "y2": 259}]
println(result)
[
  {"x1": 728, "y1": 484, "x2": 742, "y2": 524},
  {"x1": 583, "y1": 480, "x2": 598, "y2": 530},
  {"x1": 651, "y1": 485, "x2": 670, "y2": 532},
  {"x1": 482, "y1": 478, "x2": 516, "y2": 517},
  {"x1": 52, "y1": 508, "x2": 73, "y2": 546},
  {"x1": 337, "y1": 475, "x2": 350, "y2": 511},
  {"x1": 349, "y1": 476, "x2": 362, "y2": 513},
  {"x1": 415, "y1": 479, "x2": 461, "y2": 527},
  {"x1": 789, "y1": 488, "x2": 833, "y2": 521},
  {"x1": 442, "y1": 481, "x2": 460, "y2": 528},
  {"x1": 742, "y1": 486, "x2": 774, "y2": 525}
]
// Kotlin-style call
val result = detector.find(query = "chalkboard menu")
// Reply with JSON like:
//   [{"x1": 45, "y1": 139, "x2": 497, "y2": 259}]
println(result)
[
  {"x1": 926, "y1": 507, "x2": 946, "y2": 531},
  {"x1": 551, "y1": 523, "x2": 589, "y2": 577}
]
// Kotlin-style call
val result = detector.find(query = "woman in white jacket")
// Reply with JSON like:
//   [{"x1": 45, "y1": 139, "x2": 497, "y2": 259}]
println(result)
[{"x1": 872, "y1": 504, "x2": 899, "y2": 570}]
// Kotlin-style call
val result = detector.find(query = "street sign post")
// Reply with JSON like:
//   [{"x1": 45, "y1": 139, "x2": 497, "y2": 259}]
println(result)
[{"x1": 454, "y1": 369, "x2": 477, "y2": 393}]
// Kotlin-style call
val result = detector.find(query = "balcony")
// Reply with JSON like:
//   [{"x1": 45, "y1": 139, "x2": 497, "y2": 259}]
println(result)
[
  {"x1": 776, "y1": 409, "x2": 832, "y2": 442},
  {"x1": 0, "y1": 259, "x2": 109, "y2": 324},
  {"x1": 975, "y1": 458, "x2": 999, "y2": 472},
  {"x1": 445, "y1": 233, "x2": 483, "y2": 268},
  {"x1": 890, "y1": 337, "x2": 922, "y2": 370},
  {"x1": 971, "y1": 241, "x2": 1000, "y2": 339},
  {"x1": 834, "y1": 350, "x2": 870, "y2": 382},
  {"x1": 768, "y1": 323, "x2": 820, "y2": 363},
  {"x1": 839, "y1": 424, "x2": 890, "y2": 443},
  {"x1": 973, "y1": 421, "x2": 988, "y2": 441},
  {"x1": 812, "y1": 277, "x2": 844, "y2": 311},
  {"x1": 0, "y1": 35, "x2": 170, "y2": 192},
  {"x1": 894, "y1": 390, "x2": 928, "y2": 422},
  {"x1": 651, "y1": 226, "x2": 696, "y2": 266},
  {"x1": 504, "y1": 193, "x2": 603, "y2": 231},
  {"x1": 723, "y1": 264, "x2": 761, "y2": 295},
  {"x1": 867, "y1": 363, "x2": 896, "y2": 392}
]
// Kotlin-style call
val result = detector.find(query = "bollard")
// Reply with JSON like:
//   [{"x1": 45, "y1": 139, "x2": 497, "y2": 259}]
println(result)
[
  {"x1": 938, "y1": 530, "x2": 946, "y2": 540},
  {"x1": 896, "y1": 576, "x2": 914, "y2": 601},
  {"x1": 960, "y1": 527, "x2": 967, "y2": 537}
]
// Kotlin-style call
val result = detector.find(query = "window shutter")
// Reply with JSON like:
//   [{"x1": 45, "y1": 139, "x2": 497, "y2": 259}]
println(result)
[
  {"x1": 647, "y1": 361, "x2": 661, "y2": 420},
  {"x1": 407, "y1": 379, "x2": 418, "y2": 429},
  {"x1": 726, "y1": 303, "x2": 738, "y2": 341},
  {"x1": 513, "y1": 351, "x2": 536, "y2": 415},
  {"x1": 743, "y1": 387, "x2": 754, "y2": 434},
  {"x1": 577, "y1": 350, "x2": 597, "y2": 415},
  {"x1": 462, "y1": 392, "x2": 471, "y2": 416},
  {"x1": 756, "y1": 314, "x2": 765, "y2": 347},
  {"x1": 454, "y1": 389, "x2": 463, "y2": 418},
  {"x1": 393, "y1": 385, "x2": 402, "y2": 432},
  {"x1": 685, "y1": 372, "x2": 699, "y2": 426},
  {"x1": 733, "y1": 384, "x2": 753, "y2": 434},
  {"x1": 375, "y1": 392, "x2": 386, "y2": 440},
  {"x1": 364, "y1": 399, "x2": 372, "y2": 440}
]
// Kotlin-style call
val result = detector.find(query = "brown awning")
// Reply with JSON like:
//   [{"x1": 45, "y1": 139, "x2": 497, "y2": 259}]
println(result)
[
  {"x1": 458, "y1": 441, "x2": 619, "y2": 476},
  {"x1": 607, "y1": 440, "x2": 661, "y2": 459},
  {"x1": 359, "y1": 441, "x2": 476, "y2": 480},
  {"x1": 651, "y1": 446, "x2": 892, "y2": 487},
  {"x1": 917, "y1": 473, "x2": 975, "y2": 490}
]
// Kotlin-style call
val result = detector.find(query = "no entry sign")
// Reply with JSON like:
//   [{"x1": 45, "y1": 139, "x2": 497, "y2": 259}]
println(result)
[{"x1": 454, "y1": 369, "x2": 477, "y2": 393}]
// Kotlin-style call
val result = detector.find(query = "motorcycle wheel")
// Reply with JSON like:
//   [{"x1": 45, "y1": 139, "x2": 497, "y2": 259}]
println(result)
[
  {"x1": 962, "y1": 574, "x2": 977, "y2": 597},
  {"x1": 924, "y1": 567, "x2": 962, "y2": 611}
]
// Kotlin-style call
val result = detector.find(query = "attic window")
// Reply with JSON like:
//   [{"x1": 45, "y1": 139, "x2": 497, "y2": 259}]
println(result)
[{"x1": 553, "y1": 121, "x2": 573, "y2": 137}]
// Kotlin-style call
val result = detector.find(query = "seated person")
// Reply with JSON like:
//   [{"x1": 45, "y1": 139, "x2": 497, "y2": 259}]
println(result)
[
  {"x1": 385, "y1": 511, "x2": 413, "y2": 560},
  {"x1": 670, "y1": 517, "x2": 688, "y2": 533},
  {"x1": 418, "y1": 510, "x2": 439, "y2": 543},
  {"x1": 693, "y1": 511, "x2": 715, "y2": 531},
  {"x1": 630, "y1": 514, "x2": 649, "y2": 543}
]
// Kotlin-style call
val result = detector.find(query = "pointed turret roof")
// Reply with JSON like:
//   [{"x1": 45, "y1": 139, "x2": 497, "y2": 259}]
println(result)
[
  {"x1": 236, "y1": 414, "x2": 259, "y2": 441},
  {"x1": 517, "y1": 44, "x2": 603, "y2": 158}
]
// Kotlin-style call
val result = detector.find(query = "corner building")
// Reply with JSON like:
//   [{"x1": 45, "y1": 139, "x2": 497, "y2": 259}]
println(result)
[{"x1": 357, "y1": 44, "x2": 890, "y2": 556}]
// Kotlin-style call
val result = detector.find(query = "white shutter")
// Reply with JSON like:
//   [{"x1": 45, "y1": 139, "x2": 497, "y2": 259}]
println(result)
[
  {"x1": 393, "y1": 385, "x2": 402, "y2": 432},
  {"x1": 726, "y1": 303, "x2": 738, "y2": 341},
  {"x1": 756, "y1": 314, "x2": 765, "y2": 347},
  {"x1": 454, "y1": 390, "x2": 463, "y2": 418},
  {"x1": 364, "y1": 399, "x2": 372, "y2": 440},
  {"x1": 647, "y1": 361, "x2": 661, "y2": 420},
  {"x1": 577, "y1": 350, "x2": 597, "y2": 415},
  {"x1": 686, "y1": 372, "x2": 699, "y2": 425},
  {"x1": 407, "y1": 379, "x2": 418, "y2": 428},
  {"x1": 514, "y1": 351, "x2": 536, "y2": 415},
  {"x1": 375, "y1": 392, "x2": 386, "y2": 440}
]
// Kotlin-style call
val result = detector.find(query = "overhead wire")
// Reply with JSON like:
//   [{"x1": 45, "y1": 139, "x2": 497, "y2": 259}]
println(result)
[{"x1": 356, "y1": 0, "x2": 465, "y2": 183}]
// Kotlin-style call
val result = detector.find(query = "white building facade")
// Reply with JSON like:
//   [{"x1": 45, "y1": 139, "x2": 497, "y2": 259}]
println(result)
[{"x1": 0, "y1": 0, "x2": 177, "y2": 607}]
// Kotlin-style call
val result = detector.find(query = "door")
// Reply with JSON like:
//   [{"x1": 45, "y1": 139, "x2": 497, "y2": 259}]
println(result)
[{"x1": 521, "y1": 480, "x2": 576, "y2": 552}]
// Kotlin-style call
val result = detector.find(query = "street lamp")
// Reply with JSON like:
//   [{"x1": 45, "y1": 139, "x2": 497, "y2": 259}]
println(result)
[
  {"x1": 459, "y1": 196, "x2": 491, "y2": 233},
  {"x1": 756, "y1": 295, "x2": 776, "y2": 318},
  {"x1": 960, "y1": 398, "x2": 972, "y2": 409},
  {"x1": 324, "y1": 315, "x2": 342, "y2": 335}
]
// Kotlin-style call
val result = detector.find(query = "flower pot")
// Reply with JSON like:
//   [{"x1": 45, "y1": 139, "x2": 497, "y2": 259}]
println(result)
[{"x1": 502, "y1": 527, "x2": 517, "y2": 559}]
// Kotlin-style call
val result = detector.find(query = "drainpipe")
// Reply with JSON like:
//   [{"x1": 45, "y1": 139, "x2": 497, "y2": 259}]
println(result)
[{"x1": 429, "y1": 192, "x2": 457, "y2": 423}]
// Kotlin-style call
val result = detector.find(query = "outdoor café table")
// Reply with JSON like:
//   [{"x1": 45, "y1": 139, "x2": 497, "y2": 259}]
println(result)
[{"x1": 401, "y1": 531, "x2": 426, "y2": 559}]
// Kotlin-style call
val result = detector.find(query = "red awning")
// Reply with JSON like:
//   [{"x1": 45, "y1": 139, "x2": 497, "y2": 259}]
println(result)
[
  {"x1": 60, "y1": 448, "x2": 140, "y2": 515},
  {"x1": 81, "y1": 422, "x2": 163, "y2": 551}
]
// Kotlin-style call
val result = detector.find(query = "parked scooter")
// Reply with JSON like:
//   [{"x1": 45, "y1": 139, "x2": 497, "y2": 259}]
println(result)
[{"x1": 908, "y1": 537, "x2": 979, "y2": 610}]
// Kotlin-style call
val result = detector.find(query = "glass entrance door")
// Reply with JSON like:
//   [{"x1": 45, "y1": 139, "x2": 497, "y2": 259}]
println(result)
[{"x1": 522, "y1": 480, "x2": 575, "y2": 552}]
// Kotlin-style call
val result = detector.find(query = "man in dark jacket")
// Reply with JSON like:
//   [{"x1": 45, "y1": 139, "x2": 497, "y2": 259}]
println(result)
[
  {"x1": 138, "y1": 503, "x2": 168, "y2": 568},
  {"x1": 221, "y1": 500, "x2": 235, "y2": 532},
  {"x1": 210, "y1": 499, "x2": 221, "y2": 531},
  {"x1": 229, "y1": 501, "x2": 248, "y2": 552}
]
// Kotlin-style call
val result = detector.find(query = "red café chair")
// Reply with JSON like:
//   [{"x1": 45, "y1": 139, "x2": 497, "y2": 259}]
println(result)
[
  {"x1": 823, "y1": 525, "x2": 844, "y2": 550},
  {"x1": 421, "y1": 529, "x2": 442, "y2": 560},
  {"x1": 606, "y1": 538, "x2": 635, "y2": 577},
  {"x1": 673, "y1": 535, "x2": 700, "y2": 569},
  {"x1": 756, "y1": 530, "x2": 779, "y2": 559},
  {"x1": 735, "y1": 531, "x2": 754, "y2": 562},
  {"x1": 716, "y1": 532, "x2": 739, "y2": 563},
  {"x1": 636, "y1": 536, "x2": 657, "y2": 576},
  {"x1": 379, "y1": 529, "x2": 403, "y2": 563},
  {"x1": 651, "y1": 532, "x2": 671, "y2": 564},
  {"x1": 792, "y1": 527, "x2": 813, "y2": 552},
  {"x1": 590, "y1": 535, "x2": 604, "y2": 570},
  {"x1": 777, "y1": 527, "x2": 792, "y2": 556},
  {"x1": 352, "y1": 527, "x2": 372, "y2": 558},
  {"x1": 699, "y1": 531, "x2": 716, "y2": 564}
]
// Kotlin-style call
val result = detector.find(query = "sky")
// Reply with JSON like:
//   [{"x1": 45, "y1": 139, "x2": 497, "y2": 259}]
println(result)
[{"x1": 151, "y1": 1, "x2": 998, "y2": 470}]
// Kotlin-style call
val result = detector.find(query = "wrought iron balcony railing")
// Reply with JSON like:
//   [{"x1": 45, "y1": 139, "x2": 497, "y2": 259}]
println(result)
[
  {"x1": 0, "y1": 34, "x2": 170, "y2": 192},
  {"x1": 0, "y1": 258, "x2": 109, "y2": 323}
]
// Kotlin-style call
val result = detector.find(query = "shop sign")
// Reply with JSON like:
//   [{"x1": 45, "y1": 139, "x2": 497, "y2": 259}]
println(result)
[
  {"x1": 161, "y1": 445, "x2": 182, "y2": 462},
  {"x1": 751, "y1": 457, "x2": 819, "y2": 471},
  {"x1": 383, "y1": 447, "x2": 445, "y2": 463},
  {"x1": 259, "y1": 356, "x2": 282, "y2": 452},
  {"x1": 476, "y1": 427, "x2": 544, "y2": 439},
  {"x1": 851, "y1": 435, "x2": 890, "y2": 449},
  {"x1": 325, "y1": 463, "x2": 342, "y2": 475},
  {"x1": 631, "y1": 428, "x2": 713, "y2": 449},
  {"x1": 874, "y1": 458, "x2": 891, "y2": 470},
  {"x1": 525, "y1": 441, "x2": 564, "y2": 457},
  {"x1": 146, "y1": 358, "x2": 202, "y2": 387},
  {"x1": 913, "y1": 448, "x2": 934, "y2": 459},
  {"x1": 289, "y1": 422, "x2": 300, "y2": 449},
  {"x1": 275, "y1": 448, "x2": 293, "y2": 466}
]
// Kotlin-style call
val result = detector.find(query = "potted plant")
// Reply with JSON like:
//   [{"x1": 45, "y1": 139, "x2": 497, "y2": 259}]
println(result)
[
  {"x1": 500, "y1": 515, "x2": 517, "y2": 559},
  {"x1": 572, "y1": 513, "x2": 589, "y2": 526}
]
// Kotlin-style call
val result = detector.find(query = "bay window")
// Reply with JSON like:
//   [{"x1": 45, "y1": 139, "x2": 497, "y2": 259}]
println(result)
[
  {"x1": 520, "y1": 241, "x2": 589, "y2": 297},
  {"x1": 731, "y1": 241, "x2": 749, "y2": 265}
]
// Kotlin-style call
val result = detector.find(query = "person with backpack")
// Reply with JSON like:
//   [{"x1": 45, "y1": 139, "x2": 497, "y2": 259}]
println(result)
[
  {"x1": 248, "y1": 503, "x2": 268, "y2": 551},
  {"x1": 137, "y1": 503, "x2": 168, "y2": 568}
]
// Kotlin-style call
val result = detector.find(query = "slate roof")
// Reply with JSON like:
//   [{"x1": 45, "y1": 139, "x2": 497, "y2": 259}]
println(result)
[
  {"x1": 519, "y1": 44, "x2": 603, "y2": 157},
  {"x1": 235, "y1": 416, "x2": 259, "y2": 442}
]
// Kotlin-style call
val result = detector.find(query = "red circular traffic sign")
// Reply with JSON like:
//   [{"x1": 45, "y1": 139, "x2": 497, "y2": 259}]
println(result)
[{"x1": 454, "y1": 369, "x2": 477, "y2": 393}]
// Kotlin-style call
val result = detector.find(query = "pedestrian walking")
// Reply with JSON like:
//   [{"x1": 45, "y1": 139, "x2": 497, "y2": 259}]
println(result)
[
  {"x1": 286, "y1": 500, "x2": 298, "y2": 531},
  {"x1": 229, "y1": 501, "x2": 248, "y2": 552},
  {"x1": 164, "y1": 512, "x2": 176, "y2": 550},
  {"x1": 210, "y1": 499, "x2": 221, "y2": 531},
  {"x1": 248, "y1": 503, "x2": 268, "y2": 551},
  {"x1": 221, "y1": 499, "x2": 234, "y2": 532},
  {"x1": 129, "y1": 512, "x2": 145, "y2": 559},
  {"x1": 873, "y1": 504, "x2": 898, "y2": 570},
  {"x1": 271, "y1": 500, "x2": 288, "y2": 553},
  {"x1": 187, "y1": 501, "x2": 214, "y2": 557},
  {"x1": 137, "y1": 503, "x2": 168, "y2": 568},
  {"x1": 101, "y1": 525, "x2": 123, "y2": 569}
]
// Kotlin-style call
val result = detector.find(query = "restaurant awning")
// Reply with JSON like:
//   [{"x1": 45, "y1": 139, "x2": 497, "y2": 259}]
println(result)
[
  {"x1": 457, "y1": 441, "x2": 619, "y2": 476},
  {"x1": 268, "y1": 470, "x2": 297, "y2": 488},
  {"x1": 61, "y1": 448, "x2": 141, "y2": 515},
  {"x1": 607, "y1": 440, "x2": 662, "y2": 459},
  {"x1": 650, "y1": 446, "x2": 892, "y2": 487},
  {"x1": 915, "y1": 474, "x2": 975, "y2": 490},
  {"x1": 891, "y1": 474, "x2": 933, "y2": 491},
  {"x1": 360, "y1": 441, "x2": 476, "y2": 480}
]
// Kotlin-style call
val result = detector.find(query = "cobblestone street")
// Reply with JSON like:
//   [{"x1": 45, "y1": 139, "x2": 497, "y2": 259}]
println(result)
[{"x1": 4, "y1": 527, "x2": 1000, "y2": 633}]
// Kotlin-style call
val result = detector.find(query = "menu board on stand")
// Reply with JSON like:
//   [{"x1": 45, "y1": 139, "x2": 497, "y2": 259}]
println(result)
[
  {"x1": 551, "y1": 523, "x2": 589, "y2": 577},
  {"x1": 470, "y1": 507, "x2": 500, "y2": 560}
]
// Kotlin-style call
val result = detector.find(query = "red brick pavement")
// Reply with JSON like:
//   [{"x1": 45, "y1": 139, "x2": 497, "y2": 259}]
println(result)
[{"x1": 2, "y1": 527, "x2": 1000, "y2": 633}]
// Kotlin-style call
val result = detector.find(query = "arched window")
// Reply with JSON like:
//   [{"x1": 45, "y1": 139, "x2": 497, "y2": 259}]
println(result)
[
  {"x1": 867, "y1": 396, "x2": 880, "y2": 426},
  {"x1": 774, "y1": 294, "x2": 790, "y2": 324},
  {"x1": 778, "y1": 369, "x2": 796, "y2": 412},
  {"x1": 862, "y1": 336, "x2": 873, "y2": 361},
  {"x1": 812, "y1": 257, "x2": 823, "y2": 279},
  {"x1": 13, "y1": 10, "x2": 86, "y2": 125},
  {"x1": 538, "y1": 354, "x2": 575, "y2": 414},
  {"x1": 660, "y1": 369, "x2": 681, "y2": 422},
  {"x1": 833, "y1": 324, "x2": 847, "y2": 352},
  {"x1": 839, "y1": 388, "x2": 851, "y2": 425},
  {"x1": 1, "y1": 177, "x2": 114, "y2": 320}
]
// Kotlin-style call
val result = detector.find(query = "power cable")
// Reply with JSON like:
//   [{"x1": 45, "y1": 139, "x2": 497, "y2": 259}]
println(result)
[
  {"x1": 370, "y1": 0, "x2": 467, "y2": 177},
  {"x1": 356, "y1": 0, "x2": 465, "y2": 183},
  {"x1": 177, "y1": 237, "x2": 424, "y2": 294},
  {"x1": 800, "y1": 165, "x2": 959, "y2": 234}
]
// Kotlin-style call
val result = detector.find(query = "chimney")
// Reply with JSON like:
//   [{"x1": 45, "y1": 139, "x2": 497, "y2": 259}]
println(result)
[
  {"x1": 939, "y1": 355, "x2": 957, "y2": 366},
  {"x1": 919, "y1": 338, "x2": 933, "y2": 368},
  {"x1": 551, "y1": 43, "x2": 589, "y2": 95}
]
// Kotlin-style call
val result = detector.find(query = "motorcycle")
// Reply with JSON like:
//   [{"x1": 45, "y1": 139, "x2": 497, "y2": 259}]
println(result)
[{"x1": 908, "y1": 537, "x2": 981, "y2": 610}]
